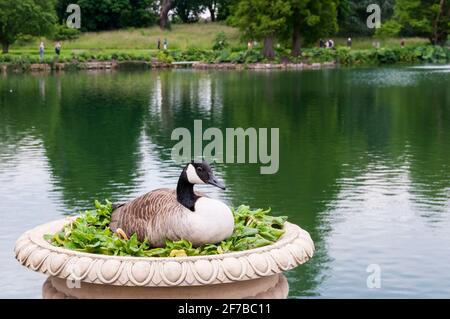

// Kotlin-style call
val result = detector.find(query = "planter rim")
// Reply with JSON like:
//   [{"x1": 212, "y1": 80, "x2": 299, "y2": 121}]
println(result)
[{"x1": 15, "y1": 217, "x2": 314, "y2": 287}]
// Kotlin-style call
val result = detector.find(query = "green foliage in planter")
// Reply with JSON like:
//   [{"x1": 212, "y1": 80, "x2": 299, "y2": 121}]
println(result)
[{"x1": 44, "y1": 200, "x2": 287, "y2": 257}]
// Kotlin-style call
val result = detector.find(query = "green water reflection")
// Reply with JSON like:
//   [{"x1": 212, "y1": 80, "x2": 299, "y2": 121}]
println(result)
[{"x1": 0, "y1": 68, "x2": 449, "y2": 298}]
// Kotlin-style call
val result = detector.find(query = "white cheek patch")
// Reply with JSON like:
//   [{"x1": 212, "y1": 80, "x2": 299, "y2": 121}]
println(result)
[{"x1": 186, "y1": 164, "x2": 205, "y2": 184}]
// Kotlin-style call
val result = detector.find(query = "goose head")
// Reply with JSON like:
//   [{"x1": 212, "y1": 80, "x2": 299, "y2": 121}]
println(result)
[
  {"x1": 184, "y1": 160, "x2": 226, "y2": 190},
  {"x1": 177, "y1": 160, "x2": 226, "y2": 211}
]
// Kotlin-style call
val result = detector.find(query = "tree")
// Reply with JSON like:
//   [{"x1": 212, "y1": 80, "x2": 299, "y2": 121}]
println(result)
[
  {"x1": 128, "y1": 0, "x2": 159, "y2": 28},
  {"x1": 230, "y1": 0, "x2": 291, "y2": 59},
  {"x1": 288, "y1": 0, "x2": 309, "y2": 57},
  {"x1": 0, "y1": 0, "x2": 56, "y2": 53},
  {"x1": 173, "y1": 0, "x2": 203, "y2": 23},
  {"x1": 216, "y1": 0, "x2": 235, "y2": 21},
  {"x1": 390, "y1": 0, "x2": 449, "y2": 45},
  {"x1": 200, "y1": 0, "x2": 233, "y2": 21},
  {"x1": 160, "y1": 0, "x2": 174, "y2": 29},
  {"x1": 286, "y1": 0, "x2": 338, "y2": 56},
  {"x1": 56, "y1": 0, "x2": 158, "y2": 31},
  {"x1": 202, "y1": 0, "x2": 219, "y2": 21},
  {"x1": 338, "y1": 0, "x2": 395, "y2": 36},
  {"x1": 299, "y1": 0, "x2": 338, "y2": 46}
]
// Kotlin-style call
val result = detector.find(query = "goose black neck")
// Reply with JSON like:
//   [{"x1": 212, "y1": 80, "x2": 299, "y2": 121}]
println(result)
[{"x1": 176, "y1": 171, "x2": 199, "y2": 211}]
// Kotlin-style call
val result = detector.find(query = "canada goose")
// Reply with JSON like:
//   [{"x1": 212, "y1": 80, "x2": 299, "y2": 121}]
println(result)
[{"x1": 109, "y1": 160, "x2": 234, "y2": 247}]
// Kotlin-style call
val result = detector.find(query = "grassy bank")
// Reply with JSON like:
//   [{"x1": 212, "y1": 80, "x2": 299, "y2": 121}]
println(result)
[
  {"x1": 2, "y1": 45, "x2": 448, "y2": 67},
  {"x1": 13, "y1": 23, "x2": 241, "y2": 51},
  {"x1": 11, "y1": 22, "x2": 430, "y2": 54},
  {"x1": 2, "y1": 23, "x2": 448, "y2": 71}
]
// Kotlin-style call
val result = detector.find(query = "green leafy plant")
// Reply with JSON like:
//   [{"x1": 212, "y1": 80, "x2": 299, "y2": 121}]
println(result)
[
  {"x1": 44, "y1": 200, "x2": 287, "y2": 257},
  {"x1": 156, "y1": 50, "x2": 174, "y2": 63},
  {"x1": 244, "y1": 48, "x2": 263, "y2": 64},
  {"x1": 52, "y1": 24, "x2": 81, "y2": 41},
  {"x1": 212, "y1": 32, "x2": 229, "y2": 51}
]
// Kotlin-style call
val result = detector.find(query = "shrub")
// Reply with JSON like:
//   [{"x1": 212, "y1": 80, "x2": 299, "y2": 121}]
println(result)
[
  {"x1": 376, "y1": 48, "x2": 400, "y2": 64},
  {"x1": 301, "y1": 48, "x2": 339, "y2": 63},
  {"x1": 229, "y1": 51, "x2": 245, "y2": 64},
  {"x1": 415, "y1": 46, "x2": 449, "y2": 63},
  {"x1": 15, "y1": 35, "x2": 35, "y2": 46},
  {"x1": 52, "y1": 24, "x2": 81, "y2": 41},
  {"x1": 168, "y1": 50, "x2": 183, "y2": 61},
  {"x1": 117, "y1": 53, "x2": 130, "y2": 61},
  {"x1": 244, "y1": 49, "x2": 262, "y2": 64},
  {"x1": 156, "y1": 51, "x2": 174, "y2": 63},
  {"x1": 111, "y1": 52, "x2": 120, "y2": 60},
  {"x1": 212, "y1": 32, "x2": 229, "y2": 51},
  {"x1": 98, "y1": 54, "x2": 112, "y2": 61},
  {"x1": 177, "y1": 47, "x2": 212, "y2": 61},
  {"x1": 0, "y1": 54, "x2": 12, "y2": 63},
  {"x1": 215, "y1": 49, "x2": 232, "y2": 63}
]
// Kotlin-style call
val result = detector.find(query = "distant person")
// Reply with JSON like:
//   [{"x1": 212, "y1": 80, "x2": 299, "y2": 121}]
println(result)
[
  {"x1": 319, "y1": 39, "x2": 325, "y2": 48},
  {"x1": 247, "y1": 41, "x2": 253, "y2": 50},
  {"x1": 347, "y1": 37, "x2": 352, "y2": 48},
  {"x1": 39, "y1": 41, "x2": 45, "y2": 61},
  {"x1": 55, "y1": 42, "x2": 61, "y2": 57},
  {"x1": 157, "y1": 38, "x2": 161, "y2": 50},
  {"x1": 327, "y1": 39, "x2": 334, "y2": 49},
  {"x1": 163, "y1": 38, "x2": 168, "y2": 50},
  {"x1": 400, "y1": 39, "x2": 405, "y2": 48}
]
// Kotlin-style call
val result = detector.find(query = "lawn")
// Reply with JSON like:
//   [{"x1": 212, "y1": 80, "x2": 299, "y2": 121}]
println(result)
[
  {"x1": 9, "y1": 22, "x2": 430, "y2": 58},
  {"x1": 12, "y1": 22, "x2": 241, "y2": 52},
  {"x1": 4, "y1": 22, "x2": 435, "y2": 66}
]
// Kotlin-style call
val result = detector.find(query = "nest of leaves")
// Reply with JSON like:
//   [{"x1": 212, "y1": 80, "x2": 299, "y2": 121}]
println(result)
[{"x1": 44, "y1": 200, "x2": 287, "y2": 257}]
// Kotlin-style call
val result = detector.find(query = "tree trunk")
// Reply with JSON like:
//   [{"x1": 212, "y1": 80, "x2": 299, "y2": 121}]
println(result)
[
  {"x1": 160, "y1": 0, "x2": 173, "y2": 29},
  {"x1": 432, "y1": 0, "x2": 445, "y2": 45},
  {"x1": 262, "y1": 35, "x2": 275, "y2": 60},
  {"x1": 2, "y1": 42, "x2": 9, "y2": 54},
  {"x1": 209, "y1": 6, "x2": 216, "y2": 22},
  {"x1": 291, "y1": 25, "x2": 301, "y2": 57}
]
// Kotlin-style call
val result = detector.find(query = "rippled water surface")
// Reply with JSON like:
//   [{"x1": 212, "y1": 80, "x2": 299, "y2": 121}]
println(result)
[{"x1": 1, "y1": 67, "x2": 449, "y2": 298}]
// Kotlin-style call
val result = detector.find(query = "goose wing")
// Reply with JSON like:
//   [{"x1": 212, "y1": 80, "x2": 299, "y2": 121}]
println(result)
[{"x1": 110, "y1": 188, "x2": 199, "y2": 242}]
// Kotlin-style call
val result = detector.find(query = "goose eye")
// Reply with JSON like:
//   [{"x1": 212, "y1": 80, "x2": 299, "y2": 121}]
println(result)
[{"x1": 196, "y1": 167, "x2": 203, "y2": 172}]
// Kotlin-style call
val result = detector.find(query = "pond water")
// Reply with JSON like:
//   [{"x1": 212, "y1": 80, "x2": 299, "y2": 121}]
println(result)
[{"x1": 1, "y1": 67, "x2": 449, "y2": 298}]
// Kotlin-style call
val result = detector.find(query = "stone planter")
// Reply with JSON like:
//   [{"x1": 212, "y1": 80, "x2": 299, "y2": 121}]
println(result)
[{"x1": 15, "y1": 218, "x2": 314, "y2": 299}]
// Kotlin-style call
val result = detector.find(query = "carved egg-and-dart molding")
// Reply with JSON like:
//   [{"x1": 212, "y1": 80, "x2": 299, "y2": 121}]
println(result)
[{"x1": 15, "y1": 217, "x2": 314, "y2": 287}]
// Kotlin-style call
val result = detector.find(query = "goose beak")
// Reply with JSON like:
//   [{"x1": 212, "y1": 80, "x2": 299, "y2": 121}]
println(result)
[{"x1": 207, "y1": 175, "x2": 226, "y2": 190}]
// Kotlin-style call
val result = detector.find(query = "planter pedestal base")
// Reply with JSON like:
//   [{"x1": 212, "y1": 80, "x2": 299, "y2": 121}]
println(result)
[{"x1": 42, "y1": 274, "x2": 289, "y2": 299}]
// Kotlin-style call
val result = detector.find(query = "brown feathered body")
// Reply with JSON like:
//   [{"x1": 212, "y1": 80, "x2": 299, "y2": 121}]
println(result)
[{"x1": 109, "y1": 188, "x2": 234, "y2": 247}]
